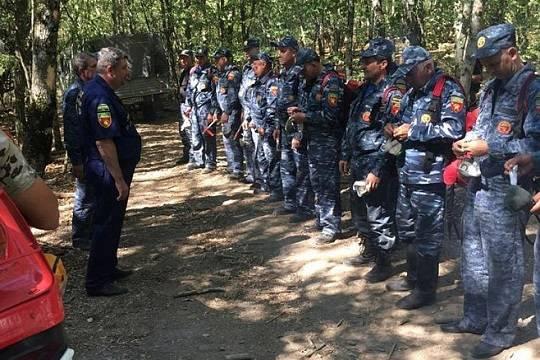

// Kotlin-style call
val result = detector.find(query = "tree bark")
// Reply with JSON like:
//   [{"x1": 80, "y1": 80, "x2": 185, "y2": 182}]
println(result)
[
  {"x1": 456, "y1": 0, "x2": 483, "y2": 100},
  {"x1": 371, "y1": 0, "x2": 385, "y2": 37},
  {"x1": 403, "y1": 0, "x2": 423, "y2": 46},
  {"x1": 23, "y1": 0, "x2": 61, "y2": 174},
  {"x1": 345, "y1": 0, "x2": 355, "y2": 78},
  {"x1": 159, "y1": 0, "x2": 179, "y2": 96},
  {"x1": 11, "y1": 0, "x2": 31, "y2": 144}
]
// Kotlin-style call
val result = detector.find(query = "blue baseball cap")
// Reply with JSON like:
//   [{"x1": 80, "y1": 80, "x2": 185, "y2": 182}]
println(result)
[
  {"x1": 252, "y1": 52, "x2": 273, "y2": 65},
  {"x1": 194, "y1": 47, "x2": 209, "y2": 57},
  {"x1": 243, "y1": 38, "x2": 260, "y2": 51},
  {"x1": 394, "y1": 46, "x2": 432, "y2": 78},
  {"x1": 213, "y1": 48, "x2": 233, "y2": 59},
  {"x1": 296, "y1": 48, "x2": 320, "y2": 66},
  {"x1": 360, "y1": 38, "x2": 395, "y2": 59},
  {"x1": 474, "y1": 24, "x2": 516, "y2": 59},
  {"x1": 179, "y1": 49, "x2": 193, "y2": 58},
  {"x1": 271, "y1": 35, "x2": 299, "y2": 51}
]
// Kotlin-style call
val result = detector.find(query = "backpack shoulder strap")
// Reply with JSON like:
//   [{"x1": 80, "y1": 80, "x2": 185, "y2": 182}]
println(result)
[{"x1": 517, "y1": 72, "x2": 537, "y2": 113}]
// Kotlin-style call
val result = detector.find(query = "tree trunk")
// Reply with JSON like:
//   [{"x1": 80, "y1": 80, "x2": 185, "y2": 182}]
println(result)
[
  {"x1": 371, "y1": 0, "x2": 385, "y2": 37},
  {"x1": 52, "y1": 112, "x2": 63, "y2": 151},
  {"x1": 455, "y1": 0, "x2": 472, "y2": 75},
  {"x1": 159, "y1": 0, "x2": 179, "y2": 96},
  {"x1": 345, "y1": 0, "x2": 355, "y2": 78},
  {"x1": 456, "y1": 0, "x2": 483, "y2": 100},
  {"x1": 23, "y1": 0, "x2": 61, "y2": 174},
  {"x1": 403, "y1": 0, "x2": 423, "y2": 46},
  {"x1": 240, "y1": 1, "x2": 247, "y2": 40},
  {"x1": 12, "y1": 0, "x2": 31, "y2": 144}
]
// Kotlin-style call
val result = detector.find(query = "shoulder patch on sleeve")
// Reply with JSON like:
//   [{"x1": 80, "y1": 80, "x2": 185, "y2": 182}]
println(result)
[
  {"x1": 450, "y1": 95, "x2": 465, "y2": 113},
  {"x1": 97, "y1": 103, "x2": 112, "y2": 128},
  {"x1": 327, "y1": 92, "x2": 339, "y2": 107},
  {"x1": 390, "y1": 95, "x2": 402, "y2": 115}
]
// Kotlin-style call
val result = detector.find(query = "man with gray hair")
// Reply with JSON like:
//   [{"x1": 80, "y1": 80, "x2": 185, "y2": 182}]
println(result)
[
  {"x1": 63, "y1": 52, "x2": 97, "y2": 250},
  {"x1": 80, "y1": 47, "x2": 141, "y2": 297},
  {"x1": 384, "y1": 46, "x2": 466, "y2": 310}
]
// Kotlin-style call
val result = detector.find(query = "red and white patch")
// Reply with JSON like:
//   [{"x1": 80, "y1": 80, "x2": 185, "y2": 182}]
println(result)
[
  {"x1": 496, "y1": 120, "x2": 512, "y2": 135},
  {"x1": 361, "y1": 111, "x2": 371, "y2": 122},
  {"x1": 450, "y1": 96, "x2": 464, "y2": 113}
]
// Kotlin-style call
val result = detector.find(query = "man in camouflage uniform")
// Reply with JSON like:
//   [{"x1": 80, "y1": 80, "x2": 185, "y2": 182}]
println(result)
[
  {"x1": 177, "y1": 49, "x2": 194, "y2": 165},
  {"x1": 271, "y1": 36, "x2": 313, "y2": 216},
  {"x1": 185, "y1": 47, "x2": 218, "y2": 173},
  {"x1": 340, "y1": 38, "x2": 400, "y2": 282},
  {"x1": 246, "y1": 52, "x2": 281, "y2": 197},
  {"x1": 443, "y1": 24, "x2": 540, "y2": 358},
  {"x1": 213, "y1": 48, "x2": 244, "y2": 179},
  {"x1": 288, "y1": 48, "x2": 343, "y2": 244},
  {"x1": 63, "y1": 52, "x2": 97, "y2": 250},
  {"x1": 384, "y1": 46, "x2": 465, "y2": 310},
  {"x1": 239, "y1": 38, "x2": 260, "y2": 185}
]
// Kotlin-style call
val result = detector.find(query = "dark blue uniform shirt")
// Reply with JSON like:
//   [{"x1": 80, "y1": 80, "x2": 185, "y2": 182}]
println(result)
[{"x1": 80, "y1": 75, "x2": 141, "y2": 163}]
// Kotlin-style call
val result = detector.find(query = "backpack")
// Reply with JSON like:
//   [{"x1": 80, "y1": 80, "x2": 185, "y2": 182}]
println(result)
[{"x1": 320, "y1": 71, "x2": 360, "y2": 132}]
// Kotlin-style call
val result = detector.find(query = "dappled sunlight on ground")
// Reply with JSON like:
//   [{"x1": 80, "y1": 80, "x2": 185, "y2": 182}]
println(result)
[{"x1": 34, "y1": 118, "x2": 540, "y2": 360}]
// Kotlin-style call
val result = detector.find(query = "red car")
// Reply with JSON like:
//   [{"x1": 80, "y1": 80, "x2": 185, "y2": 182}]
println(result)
[{"x1": 0, "y1": 189, "x2": 73, "y2": 359}]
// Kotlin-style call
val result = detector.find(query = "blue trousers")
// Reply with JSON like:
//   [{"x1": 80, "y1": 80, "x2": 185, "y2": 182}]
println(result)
[
  {"x1": 254, "y1": 129, "x2": 281, "y2": 194},
  {"x1": 222, "y1": 110, "x2": 244, "y2": 174},
  {"x1": 71, "y1": 178, "x2": 95, "y2": 248},
  {"x1": 179, "y1": 103, "x2": 192, "y2": 162},
  {"x1": 85, "y1": 159, "x2": 137, "y2": 290},
  {"x1": 396, "y1": 182, "x2": 445, "y2": 257},
  {"x1": 280, "y1": 139, "x2": 313, "y2": 215},
  {"x1": 191, "y1": 106, "x2": 216, "y2": 169},
  {"x1": 307, "y1": 136, "x2": 341, "y2": 236},
  {"x1": 350, "y1": 159, "x2": 397, "y2": 251},
  {"x1": 460, "y1": 180, "x2": 526, "y2": 347}
]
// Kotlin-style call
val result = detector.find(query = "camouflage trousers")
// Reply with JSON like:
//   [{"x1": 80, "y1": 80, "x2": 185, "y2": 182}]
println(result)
[
  {"x1": 350, "y1": 156, "x2": 397, "y2": 251},
  {"x1": 460, "y1": 180, "x2": 526, "y2": 348},
  {"x1": 396, "y1": 182, "x2": 445, "y2": 256},
  {"x1": 222, "y1": 110, "x2": 244, "y2": 175},
  {"x1": 191, "y1": 106, "x2": 216, "y2": 169},
  {"x1": 280, "y1": 135, "x2": 313, "y2": 215},
  {"x1": 307, "y1": 135, "x2": 341, "y2": 236},
  {"x1": 253, "y1": 128, "x2": 281, "y2": 194}
]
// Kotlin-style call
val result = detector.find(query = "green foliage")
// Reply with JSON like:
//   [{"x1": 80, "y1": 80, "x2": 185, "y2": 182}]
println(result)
[{"x1": 3, "y1": 0, "x2": 540, "y2": 78}]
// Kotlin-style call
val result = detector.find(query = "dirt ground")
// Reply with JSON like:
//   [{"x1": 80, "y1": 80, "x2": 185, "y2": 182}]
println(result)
[{"x1": 36, "y1": 115, "x2": 540, "y2": 360}]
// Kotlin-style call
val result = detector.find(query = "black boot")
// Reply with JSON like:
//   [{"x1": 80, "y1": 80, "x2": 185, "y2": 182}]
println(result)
[
  {"x1": 386, "y1": 243, "x2": 417, "y2": 291},
  {"x1": 345, "y1": 236, "x2": 377, "y2": 266},
  {"x1": 364, "y1": 251, "x2": 393, "y2": 283},
  {"x1": 396, "y1": 254, "x2": 438, "y2": 310}
]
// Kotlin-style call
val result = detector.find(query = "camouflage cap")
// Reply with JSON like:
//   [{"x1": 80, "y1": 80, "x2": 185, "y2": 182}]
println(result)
[
  {"x1": 360, "y1": 37, "x2": 395, "y2": 59},
  {"x1": 270, "y1": 35, "x2": 299, "y2": 51},
  {"x1": 194, "y1": 47, "x2": 209, "y2": 57},
  {"x1": 295, "y1": 48, "x2": 320, "y2": 66},
  {"x1": 179, "y1": 49, "x2": 193, "y2": 58},
  {"x1": 252, "y1": 52, "x2": 273, "y2": 65},
  {"x1": 213, "y1": 48, "x2": 233, "y2": 59},
  {"x1": 474, "y1": 23, "x2": 516, "y2": 60},
  {"x1": 394, "y1": 46, "x2": 431, "y2": 78},
  {"x1": 243, "y1": 38, "x2": 260, "y2": 51}
]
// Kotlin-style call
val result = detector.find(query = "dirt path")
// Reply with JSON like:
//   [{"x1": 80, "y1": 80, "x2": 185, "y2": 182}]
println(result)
[{"x1": 37, "y1": 118, "x2": 539, "y2": 360}]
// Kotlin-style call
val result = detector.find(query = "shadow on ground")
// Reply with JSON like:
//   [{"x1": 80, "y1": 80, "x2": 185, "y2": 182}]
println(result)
[{"x1": 36, "y1": 118, "x2": 539, "y2": 360}]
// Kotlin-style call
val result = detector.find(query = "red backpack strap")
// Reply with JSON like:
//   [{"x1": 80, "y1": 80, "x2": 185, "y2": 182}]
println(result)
[
  {"x1": 432, "y1": 75, "x2": 447, "y2": 98},
  {"x1": 321, "y1": 71, "x2": 336, "y2": 88}
]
